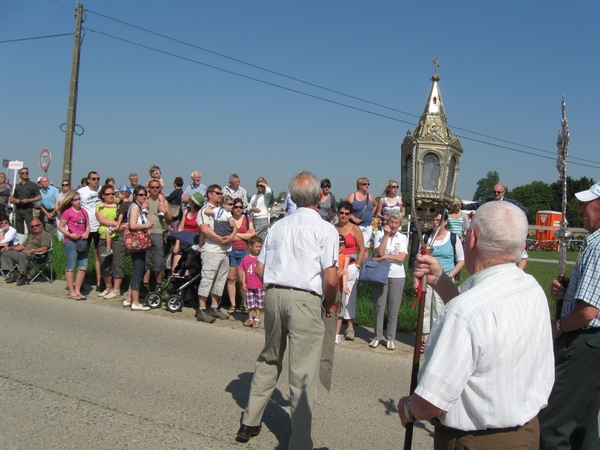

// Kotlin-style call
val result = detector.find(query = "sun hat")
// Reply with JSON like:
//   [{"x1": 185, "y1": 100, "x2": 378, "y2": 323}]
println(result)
[
  {"x1": 190, "y1": 192, "x2": 205, "y2": 207},
  {"x1": 575, "y1": 182, "x2": 600, "y2": 202}
]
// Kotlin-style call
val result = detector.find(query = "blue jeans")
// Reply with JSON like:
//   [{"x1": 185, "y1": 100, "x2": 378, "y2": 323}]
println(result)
[
  {"x1": 64, "y1": 239, "x2": 88, "y2": 271},
  {"x1": 130, "y1": 251, "x2": 146, "y2": 290},
  {"x1": 229, "y1": 249, "x2": 248, "y2": 266}
]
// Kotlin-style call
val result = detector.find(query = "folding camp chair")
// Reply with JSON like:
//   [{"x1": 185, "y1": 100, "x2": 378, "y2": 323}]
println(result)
[{"x1": 27, "y1": 242, "x2": 53, "y2": 284}]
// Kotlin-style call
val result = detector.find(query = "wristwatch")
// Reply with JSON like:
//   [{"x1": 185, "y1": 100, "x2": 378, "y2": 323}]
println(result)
[{"x1": 404, "y1": 400, "x2": 415, "y2": 422}]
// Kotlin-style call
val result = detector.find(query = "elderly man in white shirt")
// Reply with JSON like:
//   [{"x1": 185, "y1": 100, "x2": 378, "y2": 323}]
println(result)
[
  {"x1": 398, "y1": 201, "x2": 554, "y2": 449},
  {"x1": 237, "y1": 171, "x2": 338, "y2": 450}
]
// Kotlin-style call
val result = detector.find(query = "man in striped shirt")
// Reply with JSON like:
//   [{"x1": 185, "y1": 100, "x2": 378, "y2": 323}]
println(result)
[{"x1": 399, "y1": 201, "x2": 554, "y2": 449}]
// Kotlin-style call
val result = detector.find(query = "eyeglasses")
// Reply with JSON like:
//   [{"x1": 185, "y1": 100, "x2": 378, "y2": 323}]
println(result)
[
  {"x1": 233, "y1": 206, "x2": 243, "y2": 209},
  {"x1": 361, "y1": 182, "x2": 370, "y2": 186},
  {"x1": 20, "y1": 171, "x2": 28, "y2": 175},
  {"x1": 90, "y1": 177, "x2": 100, "y2": 181},
  {"x1": 149, "y1": 186, "x2": 161, "y2": 189},
  {"x1": 210, "y1": 191, "x2": 223, "y2": 195},
  {"x1": 338, "y1": 211, "x2": 351, "y2": 216},
  {"x1": 137, "y1": 193, "x2": 147, "y2": 197},
  {"x1": 104, "y1": 192, "x2": 115, "y2": 196},
  {"x1": 322, "y1": 184, "x2": 331, "y2": 188},
  {"x1": 62, "y1": 183, "x2": 70, "y2": 187},
  {"x1": 390, "y1": 185, "x2": 399, "y2": 188}
]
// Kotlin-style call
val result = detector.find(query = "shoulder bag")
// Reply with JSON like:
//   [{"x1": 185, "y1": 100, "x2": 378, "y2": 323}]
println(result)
[{"x1": 357, "y1": 257, "x2": 391, "y2": 285}]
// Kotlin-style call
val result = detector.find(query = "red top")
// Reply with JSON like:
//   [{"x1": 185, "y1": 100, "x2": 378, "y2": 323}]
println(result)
[
  {"x1": 232, "y1": 215, "x2": 252, "y2": 251},
  {"x1": 183, "y1": 210, "x2": 200, "y2": 233}
]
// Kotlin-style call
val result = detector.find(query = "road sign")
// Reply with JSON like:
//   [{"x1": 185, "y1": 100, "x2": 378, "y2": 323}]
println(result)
[
  {"x1": 39, "y1": 148, "x2": 51, "y2": 171},
  {"x1": 8, "y1": 161, "x2": 24, "y2": 170}
]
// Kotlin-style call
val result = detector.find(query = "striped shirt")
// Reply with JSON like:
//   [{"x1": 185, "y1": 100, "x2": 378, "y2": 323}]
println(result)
[
  {"x1": 258, "y1": 207, "x2": 338, "y2": 296},
  {"x1": 415, "y1": 263, "x2": 554, "y2": 431},
  {"x1": 561, "y1": 228, "x2": 600, "y2": 328}
]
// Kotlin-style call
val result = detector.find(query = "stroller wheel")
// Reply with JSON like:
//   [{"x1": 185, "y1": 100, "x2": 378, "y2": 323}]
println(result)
[
  {"x1": 145, "y1": 292, "x2": 163, "y2": 309},
  {"x1": 166, "y1": 295, "x2": 183, "y2": 313}
]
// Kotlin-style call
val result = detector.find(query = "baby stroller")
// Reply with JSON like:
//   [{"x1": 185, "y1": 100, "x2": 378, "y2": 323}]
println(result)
[{"x1": 145, "y1": 231, "x2": 202, "y2": 313}]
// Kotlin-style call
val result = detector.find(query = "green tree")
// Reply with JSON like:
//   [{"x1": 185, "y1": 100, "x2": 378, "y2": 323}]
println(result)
[
  {"x1": 511, "y1": 181, "x2": 554, "y2": 224},
  {"x1": 549, "y1": 175, "x2": 596, "y2": 228},
  {"x1": 472, "y1": 170, "x2": 500, "y2": 201}
]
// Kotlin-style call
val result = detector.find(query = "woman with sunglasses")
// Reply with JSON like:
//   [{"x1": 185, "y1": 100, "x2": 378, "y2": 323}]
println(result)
[
  {"x1": 249, "y1": 177, "x2": 271, "y2": 240},
  {"x1": 227, "y1": 197, "x2": 255, "y2": 314},
  {"x1": 171, "y1": 191, "x2": 202, "y2": 274},
  {"x1": 376, "y1": 180, "x2": 404, "y2": 228},
  {"x1": 95, "y1": 184, "x2": 124, "y2": 300},
  {"x1": 334, "y1": 200, "x2": 366, "y2": 343},
  {"x1": 123, "y1": 186, "x2": 153, "y2": 311},
  {"x1": 0, "y1": 215, "x2": 19, "y2": 250},
  {"x1": 54, "y1": 180, "x2": 72, "y2": 241},
  {"x1": 346, "y1": 176, "x2": 378, "y2": 248},
  {"x1": 58, "y1": 190, "x2": 90, "y2": 300},
  {"x1": 318, "y1": 178, "x2": 337, "y2": 222}
]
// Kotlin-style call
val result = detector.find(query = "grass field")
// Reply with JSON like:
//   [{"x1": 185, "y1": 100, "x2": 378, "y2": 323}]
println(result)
[{"x1": 47, "y1": 237, "x2": 580, "y2": 333}]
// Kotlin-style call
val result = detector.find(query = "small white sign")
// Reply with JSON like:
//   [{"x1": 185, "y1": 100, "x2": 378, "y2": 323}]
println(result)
[{"x1": 8, "y1": 160, "x2": 24, "y2": 170}]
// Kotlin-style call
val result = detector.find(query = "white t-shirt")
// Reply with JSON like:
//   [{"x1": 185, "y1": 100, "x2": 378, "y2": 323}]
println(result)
[
  {"x1": 78, "y1": 186, "x2": 101, "y2": 232},
  {"x1": 373, "y1": 230, "x2": 408, "y2": 278}
]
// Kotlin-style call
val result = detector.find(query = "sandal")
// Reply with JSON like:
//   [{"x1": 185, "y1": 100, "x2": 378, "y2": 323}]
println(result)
[
  {"x1": 240, "y1": 306, "x2": 248, "y2": 314},
  {"x1": 228, "y1": 307, "x2": 236, "y2": 314}
]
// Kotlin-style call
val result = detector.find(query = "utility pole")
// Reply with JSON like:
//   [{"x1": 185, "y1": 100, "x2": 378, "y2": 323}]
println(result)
[{"x1": 62, "y1": 2, "x2": 84, "y2": 184}]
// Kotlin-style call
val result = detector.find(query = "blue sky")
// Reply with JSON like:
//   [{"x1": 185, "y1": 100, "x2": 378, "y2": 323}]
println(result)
[{"x1": 1, "y1": 1, "x2": 599, "y2": 201}]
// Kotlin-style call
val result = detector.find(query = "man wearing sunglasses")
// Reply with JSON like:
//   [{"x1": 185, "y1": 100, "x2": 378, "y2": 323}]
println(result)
[
  {"x1": 9, "y1": 167, "x2": 41, "y2": 235},
  {"x1": 1, "y1": 219, "x2": 51, "y2": 286},
  {"x1": 462, "y1": 183, "x2": 527, "y2": 214},
  {"x1": 78, "y1": 171, "x2": 103, "y2": 290}
]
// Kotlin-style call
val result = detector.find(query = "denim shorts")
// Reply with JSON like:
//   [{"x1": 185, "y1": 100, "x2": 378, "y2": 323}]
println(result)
[
  {"x1": 64, "y1": 239, "x2": 88, "y2": 271},
  {"x1": 229, "y1": 249, "x2": 248, "y2": 267}
]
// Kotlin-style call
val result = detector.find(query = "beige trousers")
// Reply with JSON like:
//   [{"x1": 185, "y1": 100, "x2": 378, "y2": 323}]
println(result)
[{"x1": 242, "y1": 287, "x2": 324, "y2": 450}]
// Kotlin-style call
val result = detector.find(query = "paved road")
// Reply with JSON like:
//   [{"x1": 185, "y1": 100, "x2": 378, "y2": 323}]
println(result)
[{"x1": 0, "y1": 280, "x2": 434, "y2": 449}]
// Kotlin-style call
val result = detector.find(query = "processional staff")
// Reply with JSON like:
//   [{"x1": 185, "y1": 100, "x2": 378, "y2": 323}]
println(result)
[{"x1": 554, "y1": 96, "x2": 572, "y2": 320}]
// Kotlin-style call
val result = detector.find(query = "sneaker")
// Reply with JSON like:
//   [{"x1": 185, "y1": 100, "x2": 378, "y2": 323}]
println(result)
[
  {"x1": 334, "y1": 335, "x2": 342, "y2": 345},
  {"x1": 210, "y1": 308, "x2": 229, "y2": 320},
  {"x1": 191, "y1": 244, "x2": 201, "y2": 252},
  {"x1": 386, "y1": 340, "x2": 395, "y2": 351},
  {"x1": 369, "y1": 339, "x2": 380, "y2": 348},
  {"x1": 197, "y1": 309, "x2": 216, "y2": 323},
  {"x1": 100, "y1": 248, "x2": 113, "y2": 257},
  {"x1": 243, "y1": 319, "x2": 253, "y2": 327},
  {"x1": 16, "y1": 274, "x2": 28, "y2": 286},
  {"x1": 123, "y1": 300, "x2": 131, "y2": 307},
  {"x1": 345, "y1": 328, "x2": 355, "y2": 341},
  {"x1": 104, "y1": 292, "x2": 118, "y2": 299},
  {"x1": 98, "y1": 289, "x2": 110, "y2": 297}
]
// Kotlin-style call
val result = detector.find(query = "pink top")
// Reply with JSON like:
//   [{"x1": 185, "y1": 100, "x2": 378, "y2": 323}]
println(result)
[
  {"x1": 239, "y1": 254, "x2": 263, "y2": 290},
  {"x1": 62, "y1": 207, "x2": 89, "y2": 242}
]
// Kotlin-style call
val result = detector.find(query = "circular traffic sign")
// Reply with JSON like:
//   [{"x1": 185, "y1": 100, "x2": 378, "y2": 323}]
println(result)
[{"x1": 39, "y1": 148, "x2": 51, "y2": 171}]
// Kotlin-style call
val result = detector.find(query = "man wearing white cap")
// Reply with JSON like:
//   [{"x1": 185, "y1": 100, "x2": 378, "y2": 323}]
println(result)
[{"x1": 540, "y1": 181, "x2": 600, "y2": 450}]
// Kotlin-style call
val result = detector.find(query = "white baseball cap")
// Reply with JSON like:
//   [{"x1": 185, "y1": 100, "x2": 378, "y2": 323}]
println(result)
[{"x1": 575, "y1": 182, "x2": 600, "y2": 202}]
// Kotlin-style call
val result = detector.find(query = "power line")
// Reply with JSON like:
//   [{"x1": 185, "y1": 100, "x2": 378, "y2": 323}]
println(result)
[
  {"x1": 83, "y1": 27, "x2": 600, "y2": 171},
  {"x1": 0, "y1": 33, "x2": 73, "y2": 44},
  {"x1": 85, "y1": 9, "x2": 600, "y2": 167}
]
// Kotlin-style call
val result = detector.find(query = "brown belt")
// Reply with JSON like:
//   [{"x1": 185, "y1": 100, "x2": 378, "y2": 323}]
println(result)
[{"x1": 266, "y1": 284, "x2": 320, "y2": 298}]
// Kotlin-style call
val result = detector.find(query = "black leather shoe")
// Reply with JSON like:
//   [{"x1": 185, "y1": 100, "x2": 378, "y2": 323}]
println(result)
[
  {"x1": 6, "y1": 270, "x2": 19, "y2": 283},
  {"x1": 236, "y1": 423, "x2": 261, "y2": 441},
  {"x1": 16, "y1": 274, "x2": 28, "y2": 286}
]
